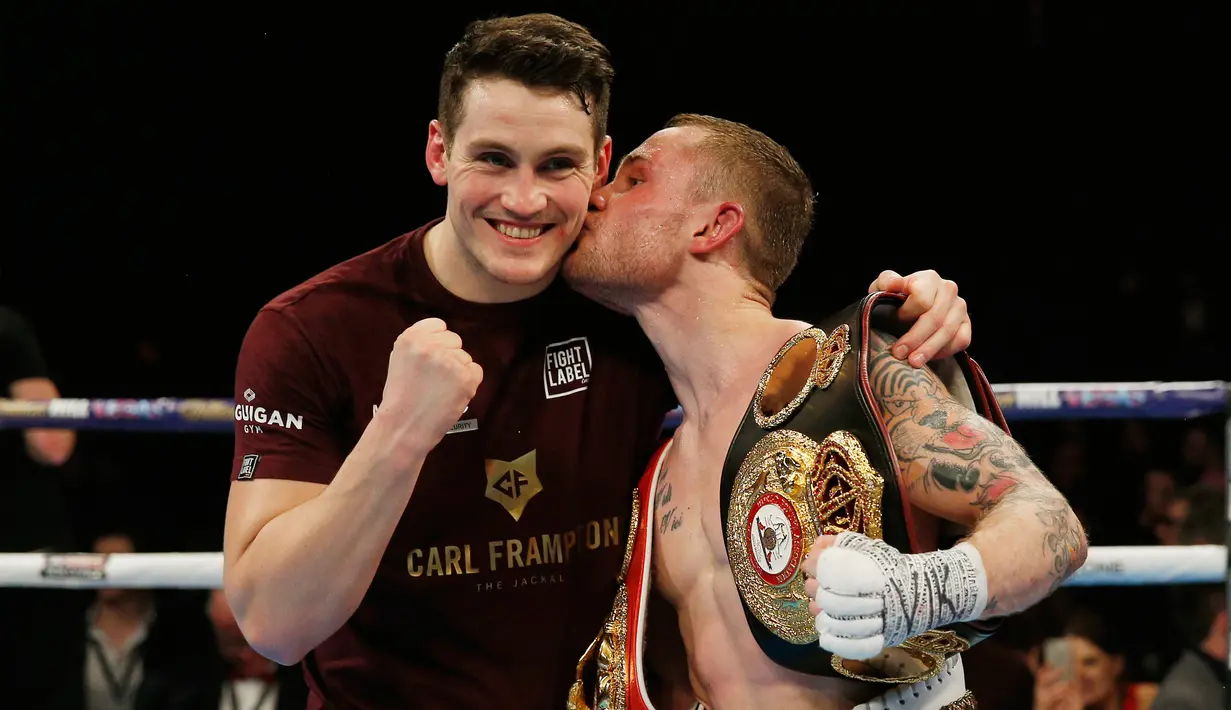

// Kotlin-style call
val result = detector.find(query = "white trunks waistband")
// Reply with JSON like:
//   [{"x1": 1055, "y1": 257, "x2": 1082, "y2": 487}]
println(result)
[{"x1": 853, "y1": 655, "x2": 971, "y2": 710}]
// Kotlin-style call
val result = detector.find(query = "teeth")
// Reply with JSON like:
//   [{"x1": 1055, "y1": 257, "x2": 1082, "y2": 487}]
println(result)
[{"x1": 494, "y1": 222, "x2": 545, "y2": 239}]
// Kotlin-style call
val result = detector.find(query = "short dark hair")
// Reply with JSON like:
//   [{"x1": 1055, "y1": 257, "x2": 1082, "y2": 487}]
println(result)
[
  {"x1": 1177, "y1": 485, "x2": 1224, "y2": 545},
  {"x1": 664, "y1": 114, "x2": 815, "y2": 301},
  {"x1": 438, "y1": 13, "x2": 614, "y2": 151},
  {"x1": 1062, "y1": 605, "x2": 1123, "y2": 655}
]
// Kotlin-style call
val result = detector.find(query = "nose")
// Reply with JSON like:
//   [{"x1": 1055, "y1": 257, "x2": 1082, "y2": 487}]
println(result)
[
  {"x1": 501, "y1": 167, "x2": 548, "y2": 217},
  {"x1": 589, "y1": 182, "x2": 612, "y2": 212}
]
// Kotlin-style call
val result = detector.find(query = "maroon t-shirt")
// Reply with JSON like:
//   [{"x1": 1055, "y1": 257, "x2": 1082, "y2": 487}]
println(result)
[{"x1": 230, "y1": 219, "x2": 675, "y2": 709}]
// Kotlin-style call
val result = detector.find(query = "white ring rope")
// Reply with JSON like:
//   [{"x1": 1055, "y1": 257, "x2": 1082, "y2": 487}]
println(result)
[
  {"x1": 1, "y1": 381, "x2": 1223, "y2": 593},
  {"x1": 0, "y1": 545, "x2": 1224, "y2": 589}
]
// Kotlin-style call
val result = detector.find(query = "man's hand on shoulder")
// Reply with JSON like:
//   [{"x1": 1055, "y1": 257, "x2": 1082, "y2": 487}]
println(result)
[{"x1": 868, "y1": 269, "x2": 970, "y2": 368}]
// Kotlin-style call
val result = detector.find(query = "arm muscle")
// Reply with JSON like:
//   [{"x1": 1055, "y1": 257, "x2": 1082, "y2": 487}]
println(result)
[{"x1": 867, "y1": 330, "x2": 1087, "y2": 614}]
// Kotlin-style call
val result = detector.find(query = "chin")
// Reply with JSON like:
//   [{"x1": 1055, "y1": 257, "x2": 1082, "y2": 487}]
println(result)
[
  {"x1": 579, "y1": 286, "x2": 635, "y2": 315},
  {"x1": 563, "y1": 271, "x2": 636, "y2": 315},
  {"x1": 492, "y1": 263, "x2": 559, "y2": 286},
  {"x1": 487, "y1": 253, "x2": 562, "y2": 287}
]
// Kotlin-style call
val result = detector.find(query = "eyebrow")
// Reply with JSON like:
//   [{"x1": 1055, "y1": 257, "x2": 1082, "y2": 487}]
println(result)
[
  {"x1": 616, "y1": 152, "x2": 651, "y2": 175},
  {"x1": 468, "y1": 139, "x2": 590, "y2": 162}
]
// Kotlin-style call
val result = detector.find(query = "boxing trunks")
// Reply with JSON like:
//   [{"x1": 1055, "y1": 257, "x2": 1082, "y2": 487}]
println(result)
[{"x1": 569, "y1": 293, "x2": 1006, "y2": 709}]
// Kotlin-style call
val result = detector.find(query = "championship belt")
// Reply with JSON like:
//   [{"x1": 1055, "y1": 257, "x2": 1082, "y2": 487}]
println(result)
[
  {"x1": 719, "y1": 292, "x2": 1009, "y2": 684},
  {"x1": 569, "y1": 441, "x2": 670, "y2": 710}
]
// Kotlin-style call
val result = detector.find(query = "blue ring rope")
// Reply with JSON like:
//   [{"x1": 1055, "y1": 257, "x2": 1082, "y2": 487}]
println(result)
[{"x1": 0, "y1": 381, "x2": 1224, "y2": 433}]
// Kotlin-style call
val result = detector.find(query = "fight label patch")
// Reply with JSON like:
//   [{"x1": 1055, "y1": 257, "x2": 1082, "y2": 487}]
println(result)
[
  {"x1": 238, "y1": 454, "x2": 261, "y2": 480},
  {"x1": 543, "y1": 337, "x2": 592, "y2": 399}
]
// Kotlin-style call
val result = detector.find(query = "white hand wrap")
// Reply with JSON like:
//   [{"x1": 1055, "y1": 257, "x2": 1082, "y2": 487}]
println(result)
[{"x1": 813, "y1": 532, "x2": 988, "y2": 661}]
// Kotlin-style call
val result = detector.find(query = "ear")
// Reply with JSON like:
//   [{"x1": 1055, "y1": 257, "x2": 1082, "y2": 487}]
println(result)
[
  {"x1": 425, "y1": 120, "x2": 449, "y2": 186},
  {"x1": 689, "y1": 201, "x2": 745, "y2": 255},
  {"x1": 593, "y1": 135, "x2": 613, "y2": 188}
]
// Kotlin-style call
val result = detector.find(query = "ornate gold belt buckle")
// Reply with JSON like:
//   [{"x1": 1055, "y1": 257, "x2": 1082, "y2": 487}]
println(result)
[{"x1": 830, "y1": 629, "x2": 970, "y2": 685}]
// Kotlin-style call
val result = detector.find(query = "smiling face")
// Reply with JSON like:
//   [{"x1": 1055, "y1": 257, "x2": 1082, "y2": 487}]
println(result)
[
  {"x1": 426, "y1": 77, "x2": 611, "y2": 298},
  {"x1": 1068, "y1": 634, "x2": 1123, "y2": 706},
  {"x1": 562, "y1": 126, "x2": 707, "y2": 310}
]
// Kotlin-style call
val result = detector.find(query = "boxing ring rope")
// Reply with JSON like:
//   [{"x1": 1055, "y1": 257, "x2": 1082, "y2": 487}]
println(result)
[{"x1": 0, "y1": 380, "x2": 1226, "y2": 593}]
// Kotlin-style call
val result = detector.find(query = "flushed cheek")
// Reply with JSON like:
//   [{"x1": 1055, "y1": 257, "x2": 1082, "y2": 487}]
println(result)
[
  {"x1": 451, "y1": 173, "x2": 505, "y2": 211},
  {"x1": 551, "y1": 186, "x2": 593, "y2": 226}
]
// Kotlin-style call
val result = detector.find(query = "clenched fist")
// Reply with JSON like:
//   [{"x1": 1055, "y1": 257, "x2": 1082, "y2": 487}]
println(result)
[
  {"x1": 803, "y1": 532, "x2": 988, "y2": 661},
  {"x1": 376, "y1": 318, "x2": 483, "y2": 455}
]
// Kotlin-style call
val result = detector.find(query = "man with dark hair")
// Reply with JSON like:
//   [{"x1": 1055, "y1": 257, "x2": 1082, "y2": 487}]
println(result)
[
  {"x1": 565, "y1": 114, "x2": 1085, "y2": 709},
  {"x1": 436, "y1": 13, "x2": 614, "y2": 154},
  {"x1": 222, "y1": 14, "x2": 978, "y2": 709},
  {"x1": 1152, "y1": 488, "x2": 1227, "y2": 709}
]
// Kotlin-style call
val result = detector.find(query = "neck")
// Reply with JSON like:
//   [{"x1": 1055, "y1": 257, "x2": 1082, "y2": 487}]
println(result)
[
  {"x1": 96, "y1": 594, "x2": 149, "y2": 622},
  {"x1": 424, "y1": 218, "x2": 556, "y2": 304},
  {"x1": 631, "y1": 273, "x2": 803, "y2": 429},
  {"x1": 1200, "y1": 627, "x2": 1228, "y2": 661}
]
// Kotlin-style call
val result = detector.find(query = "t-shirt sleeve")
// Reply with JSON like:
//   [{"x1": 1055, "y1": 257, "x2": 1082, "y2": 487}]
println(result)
[
  {"x1": 230, "y1": 307, "x2": 347, "y2": 485},
  {"x1": 0, "y1": 307, "x2": 50, "y2": 386}
]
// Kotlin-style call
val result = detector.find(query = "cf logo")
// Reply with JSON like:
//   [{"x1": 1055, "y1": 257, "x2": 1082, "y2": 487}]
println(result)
[
  {"x1": 493, "y1": 469, "x2": 530, "y2": 499},
  {"x1": 484, "y1": 451, "x2": 542, "y2": 522}
]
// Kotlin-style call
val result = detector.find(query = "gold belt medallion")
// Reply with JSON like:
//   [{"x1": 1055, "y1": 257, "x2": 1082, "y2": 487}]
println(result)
[{"x1": 726, "y1": 429, "x2": 885, "y2": 645}]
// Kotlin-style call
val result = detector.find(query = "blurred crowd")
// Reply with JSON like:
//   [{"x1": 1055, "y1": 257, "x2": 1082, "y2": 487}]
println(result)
[
  {"x1": 960, "y1": 414, "x2": 1227, "y2": 709},
  {"x1": 2, "y1": 295, "x2": 1226, "y2": 710}
]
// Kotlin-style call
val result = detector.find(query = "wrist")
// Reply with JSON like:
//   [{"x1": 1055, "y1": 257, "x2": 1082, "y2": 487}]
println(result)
[
  {"x1": 363, "y1": 410, "x2": 434, "y2": 471},
  {"x1": 950, "y1": 541, "x2": 989, "y2": 621},
  {"x1": 892, "y1": 543, "x2": 988, "y2": 641}
]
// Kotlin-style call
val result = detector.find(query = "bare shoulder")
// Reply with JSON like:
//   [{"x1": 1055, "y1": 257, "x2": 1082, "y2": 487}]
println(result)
[{"x1": 224, "y1": 479, "x2": 326, "y2": 564}]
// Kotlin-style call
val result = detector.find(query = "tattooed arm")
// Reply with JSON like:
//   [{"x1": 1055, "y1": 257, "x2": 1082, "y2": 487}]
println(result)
[{"x1": 867, "y1": 330, "x2": 1088, "y2": 618}]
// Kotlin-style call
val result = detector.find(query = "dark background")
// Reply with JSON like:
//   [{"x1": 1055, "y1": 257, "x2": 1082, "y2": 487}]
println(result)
[{"x1": 4, "y1": 2, "x2": 1226, "y2": 549}]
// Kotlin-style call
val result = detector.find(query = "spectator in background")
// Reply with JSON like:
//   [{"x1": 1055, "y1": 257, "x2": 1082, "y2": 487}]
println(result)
[
  {"x1": 0, "y1": 306, "x2": 84, "y2": 709},
  {"x1": 1030, "y1": 605, "x2": 1157, "y2": 710},
  {"x1": 1152, "y1": 485, "x2": 1193, "y2": 547},
  {"x1": 85, "y1": 533, "x2": 156, "y2": 710},
  {"x1": 1179, "y1": 423, "x2": 1224, "y2": 490},
  {"x1": 0, "y1": 306, "x2": 76, "y2": 470},
  {"x1": 82, "y1": 531, "x2": 221, "y2": 710},
  {"x1": 1153, "y1": 492, "x2": 1227, "y2": 709},
  {"x1": 1131, "y1": 465, "x2": 1176, "y2": 545},
  {"x1": 0, "y1": 305, "x2": 77, "y2": 550}
]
